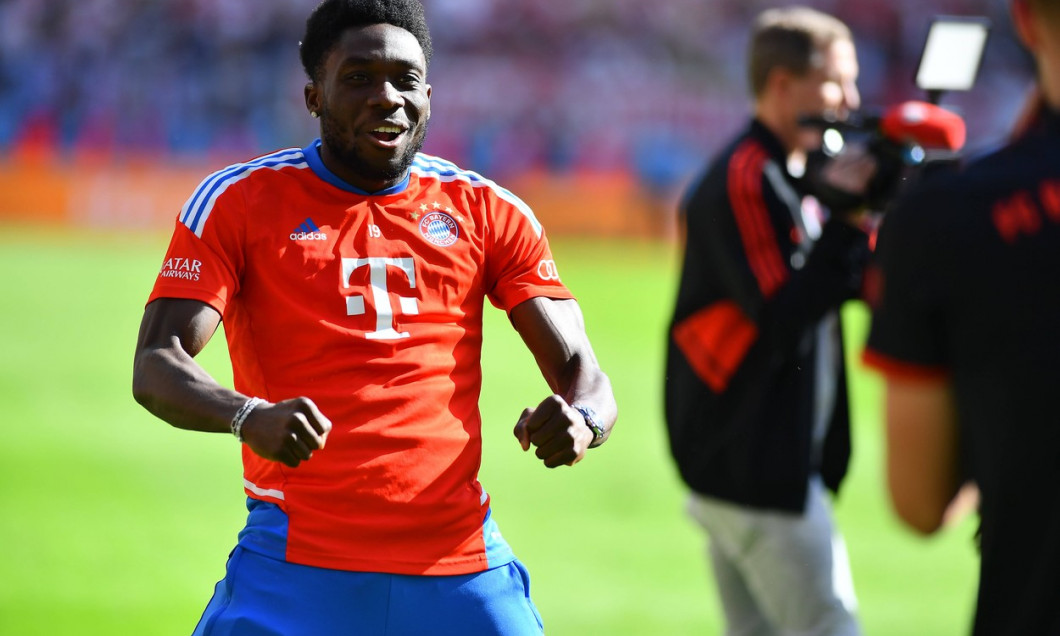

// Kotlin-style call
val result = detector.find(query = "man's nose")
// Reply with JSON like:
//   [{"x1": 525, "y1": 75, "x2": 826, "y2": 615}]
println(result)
[{"x1": 368, "y1": 81, "x2": 402, "y2": 107}]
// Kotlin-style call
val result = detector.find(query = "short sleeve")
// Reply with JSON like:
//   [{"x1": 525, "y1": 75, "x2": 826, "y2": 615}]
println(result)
[
  {"x1": 146, "y1": 176, "x2": 246, "y2": 315},
  {"x1": 863, "y1": 187, "x2": 950, "y2": 378},
  {"x1": 482, "y1": 188, "x2": 574, "y2": 311}
]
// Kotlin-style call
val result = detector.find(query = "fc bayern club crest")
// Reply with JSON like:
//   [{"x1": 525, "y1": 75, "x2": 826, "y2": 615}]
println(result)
[{"x1": 419, "y1": 211, "x2": 460, "y2": 247}]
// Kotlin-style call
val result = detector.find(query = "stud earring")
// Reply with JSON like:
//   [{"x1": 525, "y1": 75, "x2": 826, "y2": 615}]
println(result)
[{"x1": 311, "y1": 111, "x2": 319, "y2": 118}]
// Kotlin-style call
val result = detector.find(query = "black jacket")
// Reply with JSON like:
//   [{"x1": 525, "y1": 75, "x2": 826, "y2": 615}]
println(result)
[{"x1": 664, "y1": 119, "x2": 870, "y2": 512}]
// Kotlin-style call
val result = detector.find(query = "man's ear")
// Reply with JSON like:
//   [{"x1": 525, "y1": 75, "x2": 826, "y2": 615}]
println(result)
[
  {"x1": 764, "y1": 67, "x2": 788, "y2": 96},
  {"x1": 761, "y1": 67, "x2": 799, "y2": 120},
  {"x1": 304, "y1": 82, "x2": 320, "y2": 117}
]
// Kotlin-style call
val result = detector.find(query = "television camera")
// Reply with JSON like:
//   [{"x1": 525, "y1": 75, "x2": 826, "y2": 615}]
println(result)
[{"x1": 800, "y1": 16, "x2": 991, "y2": 212}]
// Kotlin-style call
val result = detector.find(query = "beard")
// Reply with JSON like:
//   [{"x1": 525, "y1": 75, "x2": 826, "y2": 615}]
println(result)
[{"x1": 319, "y1": 109, "x2": 428, "y2": 186}]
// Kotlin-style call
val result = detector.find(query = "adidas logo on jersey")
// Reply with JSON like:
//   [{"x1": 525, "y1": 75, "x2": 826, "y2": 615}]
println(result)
[{"x1": 291, "y1": 217, "x2": 328, "y2": 241}]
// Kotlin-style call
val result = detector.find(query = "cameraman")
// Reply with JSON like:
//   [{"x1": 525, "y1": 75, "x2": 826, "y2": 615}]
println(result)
[
  {"x1": 863, "y1": 0, "x2": 1060, "y2": 633},
  {"x1": 665, "y1": 6, "x2": 874, "y2": 635}
]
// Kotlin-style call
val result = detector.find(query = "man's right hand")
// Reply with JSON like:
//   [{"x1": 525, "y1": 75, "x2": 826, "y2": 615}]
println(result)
[
  {"x1": 241, "y1": 397, "x2": 332, "y2": 467},
  {"x1": 802, "y1": 143, "x2": 880, "y2": 216},
  {"x1": 820, "y1": 143, "x2": 878, "y2": 199}
]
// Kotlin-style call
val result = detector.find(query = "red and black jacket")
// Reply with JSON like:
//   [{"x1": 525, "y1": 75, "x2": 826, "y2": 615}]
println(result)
[{"x1": 664, "y1": 119, "x2": 870, "y2": 512}]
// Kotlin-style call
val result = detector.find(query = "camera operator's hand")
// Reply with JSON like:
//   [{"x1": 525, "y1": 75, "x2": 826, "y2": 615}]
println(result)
[
  {"x1": 820, "y1": 144, "x2": 877, "y2": 199},
  {"x1": 822, "y1": 145, "x2": 879, "y2": 228},
  {"x1": 802, "y1": 143, "x2": 879, "y2": 219}
]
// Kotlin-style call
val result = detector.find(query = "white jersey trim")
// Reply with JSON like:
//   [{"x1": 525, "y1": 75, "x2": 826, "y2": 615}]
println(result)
[
  {"x1": 411, "y1": 154, "x2": 543, "y2": 238},
  {"x1": 180, "y1": 148, "x2": 309, "y2": 238},
  {"x1": 243, "y1": 478, "x2": 285, "y2": 501}
]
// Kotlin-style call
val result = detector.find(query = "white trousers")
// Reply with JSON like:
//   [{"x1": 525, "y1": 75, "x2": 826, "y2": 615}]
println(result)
[{"x1": 686, "y1": 478, "x2": 861, "y2": 636}]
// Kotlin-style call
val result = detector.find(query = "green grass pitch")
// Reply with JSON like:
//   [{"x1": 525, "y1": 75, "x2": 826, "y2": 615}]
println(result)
[{"x1": 0, "y1": 225, "x2": 978, "y2": 635}]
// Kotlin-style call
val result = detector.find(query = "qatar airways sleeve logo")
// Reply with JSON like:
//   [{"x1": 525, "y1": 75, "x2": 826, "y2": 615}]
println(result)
[
  {"x1": 342, "y1": 256, "x2": 418, "y2": 340},
  {"x1": 159, "y1": 257, "x2": 202, "y2": 281}
]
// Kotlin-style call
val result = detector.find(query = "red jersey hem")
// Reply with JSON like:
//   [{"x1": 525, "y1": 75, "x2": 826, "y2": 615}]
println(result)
[
  {"x1": 147, "y1": 287, "x2": 228, "y2": 316},
  {"x1": 285, "y1": 549, "x2": 499, "y2": 576},
  {"x1": 498, "y1": 287, "x2": 575, "y2": 313}
]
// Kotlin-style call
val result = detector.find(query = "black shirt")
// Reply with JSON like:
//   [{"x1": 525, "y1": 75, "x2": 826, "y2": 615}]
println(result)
[{"x1": 866, "y1": 108, "x2": 1060, "y2": 635}]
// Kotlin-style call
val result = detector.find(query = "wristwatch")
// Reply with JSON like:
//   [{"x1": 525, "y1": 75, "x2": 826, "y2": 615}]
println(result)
[{"x1": 573, "y1": 404, "x2": 606, "y2": 448}]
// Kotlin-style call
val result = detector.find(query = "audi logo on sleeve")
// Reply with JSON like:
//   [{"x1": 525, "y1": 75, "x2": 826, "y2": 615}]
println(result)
[{"x1": 537, "y1": 259, "x2": 560, "y2": 281}]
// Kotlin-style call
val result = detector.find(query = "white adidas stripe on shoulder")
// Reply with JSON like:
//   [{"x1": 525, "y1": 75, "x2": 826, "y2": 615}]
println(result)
[
  {"x1": 411, "y1": 154, "x2": 543, "y2": 237},
  {"x1": 180, "y1": 148, "x2": 309, "y2": 238}
]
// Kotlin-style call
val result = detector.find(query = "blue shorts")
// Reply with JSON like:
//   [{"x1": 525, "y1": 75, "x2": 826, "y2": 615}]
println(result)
[{"x1": 192, "y1": 546, "x2": 544, "y2": 636}]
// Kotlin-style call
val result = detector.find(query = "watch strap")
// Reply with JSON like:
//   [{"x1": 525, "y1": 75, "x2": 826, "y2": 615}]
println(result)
[{"x1": 572, "y1": 404, "x2": 605, "y2": 448}]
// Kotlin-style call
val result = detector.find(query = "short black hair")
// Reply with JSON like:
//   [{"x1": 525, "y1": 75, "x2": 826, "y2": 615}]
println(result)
[{"x1": 299, "y1": 0, "x2": 433, "y2": 82}]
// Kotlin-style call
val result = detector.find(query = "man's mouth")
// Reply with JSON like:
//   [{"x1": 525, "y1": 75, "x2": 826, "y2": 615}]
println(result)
[{"x1": 369, "y1": 125, "x2": 406, "y2": 146}]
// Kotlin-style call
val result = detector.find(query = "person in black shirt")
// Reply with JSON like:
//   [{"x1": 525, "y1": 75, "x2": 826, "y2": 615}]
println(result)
[
  {"x1": 863, "y1": 1, "x2": 1060, "y2": 633},
  {"x1": 665, "y1": 6, "x2": 875, "y2": 635}
]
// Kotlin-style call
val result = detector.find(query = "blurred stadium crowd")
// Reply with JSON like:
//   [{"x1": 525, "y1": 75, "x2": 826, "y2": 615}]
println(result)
[{"x1": 0, "y1": 0, "x2": 1035, "y2": 190}]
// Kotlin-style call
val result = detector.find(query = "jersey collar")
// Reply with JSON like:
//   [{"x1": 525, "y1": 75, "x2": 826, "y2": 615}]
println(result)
[{"x1": 303, "y1": 139, "x2": 411, "y2": 196}]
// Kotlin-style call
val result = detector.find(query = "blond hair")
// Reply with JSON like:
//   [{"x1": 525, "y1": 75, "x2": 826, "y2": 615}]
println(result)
[{"x1": 747, "y1": 6, "x2": 852, "y2": 97}]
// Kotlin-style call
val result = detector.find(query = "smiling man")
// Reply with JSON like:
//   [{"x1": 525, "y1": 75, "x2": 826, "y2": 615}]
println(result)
[{"x1": 131, "y1": 1, "x2": 616, "y2": 634}]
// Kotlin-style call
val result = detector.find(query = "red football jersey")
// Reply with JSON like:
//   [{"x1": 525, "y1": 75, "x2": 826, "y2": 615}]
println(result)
[{"x1": 148, "y1": 141, "x2": 574, "y2": 575}]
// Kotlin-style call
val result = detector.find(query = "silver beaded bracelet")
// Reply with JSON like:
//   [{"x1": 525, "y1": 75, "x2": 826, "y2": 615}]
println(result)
[{"x1": 231, "y1": 397, "x2": 265, "y2": 443}]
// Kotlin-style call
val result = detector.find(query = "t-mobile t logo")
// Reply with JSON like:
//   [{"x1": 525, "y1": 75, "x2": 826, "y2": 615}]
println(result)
[{"x1": 341, "y1": 256, "x2": 419, "y2": 340}]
